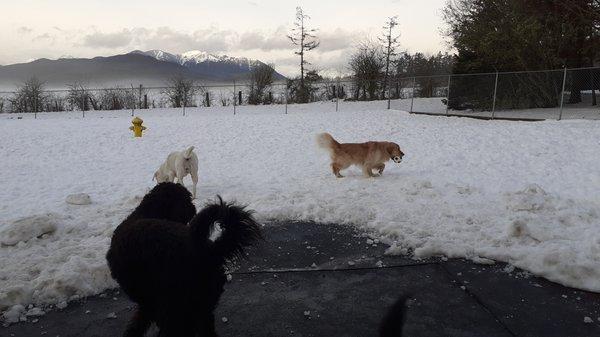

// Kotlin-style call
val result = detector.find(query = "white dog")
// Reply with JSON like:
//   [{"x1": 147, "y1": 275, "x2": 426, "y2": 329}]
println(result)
[{"x1": 153, "y1": 146, "x2": 199, "y2": 198}]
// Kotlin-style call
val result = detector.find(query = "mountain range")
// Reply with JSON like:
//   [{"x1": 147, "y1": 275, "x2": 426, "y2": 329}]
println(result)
[{"x1": 0, "y1": 50, "x2": 285, "y2": 90}]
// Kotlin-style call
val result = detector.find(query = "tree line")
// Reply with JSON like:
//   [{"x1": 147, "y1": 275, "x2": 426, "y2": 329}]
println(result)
[{"x1": 442, "y1": 0, "x2": 599, "y2": 109}]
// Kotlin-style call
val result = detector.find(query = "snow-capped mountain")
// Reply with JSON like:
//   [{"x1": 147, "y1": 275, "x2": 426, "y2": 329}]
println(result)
[
  {"x1": 136, "y1": 50, "x2": 181, "y2": 64},
  {"x1": 134, "y1": 50, "x2": 254, "y2": 67},
  {"x1": 131, "y1": 50, "x2": 285, "y2": 81},
  {"x1": 0, "y1": 50, "x2": 285, "y2": 90}
]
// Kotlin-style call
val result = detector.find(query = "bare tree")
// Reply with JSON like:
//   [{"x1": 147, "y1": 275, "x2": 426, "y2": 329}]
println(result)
[
  {"x1": 288, "y1": 6, "x2": 320, "y2": 102},
  {"x1": 97, "y1": 87, "x2": 135, "y2": 110},
  {"x1": 248, "y1": 63, "x2": 275, "y2": 105},
  {"x1": 10, "y1": 77, "x2": 47, "y2": 113},
  {"x1": 219, "y1": 91, "x2": 231, "y2": 106},
  {"x1": 45, "y1": 93, "x2": 67, "y2": 112},
  {"x1": 379, "y1": 16, "x2": 400, "y2": 98},
  {"x1": 67, "y1": 82, "x2": 98, "y2": 111},
  {"x1": 349, "y1": 42, "x2": 385, "y2": 101},
  {"x1": 164, "y1": 75, "x2": 197, "y2": 108}
]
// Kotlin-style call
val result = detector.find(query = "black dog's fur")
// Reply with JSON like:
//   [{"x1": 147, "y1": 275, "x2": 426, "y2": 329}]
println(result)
[{"x1": 106, "y1": 183, "x2": 261, "y2": 337}]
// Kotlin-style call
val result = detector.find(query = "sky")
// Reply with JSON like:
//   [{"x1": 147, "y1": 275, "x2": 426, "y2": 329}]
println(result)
[{"x1": 1, "y1": 0, "x2": 448, "y2": 76}]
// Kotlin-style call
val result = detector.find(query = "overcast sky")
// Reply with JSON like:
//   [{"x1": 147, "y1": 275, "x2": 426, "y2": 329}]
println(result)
[{"x1": 1, "y1": 0, "x2": 448, "y2": 76}]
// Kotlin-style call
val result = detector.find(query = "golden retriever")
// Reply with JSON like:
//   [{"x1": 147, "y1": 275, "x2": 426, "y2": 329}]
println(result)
[{"x1": 317, "y1": 133, "x2": 404, "y2": 178}]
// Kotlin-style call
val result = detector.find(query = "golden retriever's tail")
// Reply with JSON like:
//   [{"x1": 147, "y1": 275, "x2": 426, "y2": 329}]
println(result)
[{"x1": 316, "y1": 133, "x2": 339, "y2": 154}]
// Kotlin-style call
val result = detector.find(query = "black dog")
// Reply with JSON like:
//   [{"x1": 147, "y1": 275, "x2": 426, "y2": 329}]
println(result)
[{"x1": 106, "y1": 183, "x2": 261, "y2": 337}]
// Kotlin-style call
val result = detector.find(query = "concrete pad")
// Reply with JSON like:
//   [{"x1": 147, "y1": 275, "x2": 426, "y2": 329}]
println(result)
[
  {"x1": 217, "y1": 265, "x2": 511, "y2": 337},
  {"x1": 1, "y1": 289, "x2": 133, "y2": 337},
  {"x1": 443, "y1": 260, "x2": 600, "y2": 337},
  {"x1": 241, "y1": 221, "x2": 434, "y2": 271}
]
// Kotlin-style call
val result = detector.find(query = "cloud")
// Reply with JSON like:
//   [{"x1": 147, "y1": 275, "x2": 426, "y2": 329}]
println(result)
[
  {"x1": 76, "y1": 25, "x2": 361, "y2": 56},
  {"x1": 237, "y1": 26, "x2": 361, "y2": 54},
  {"x1": 318, "y1": 28, "x2": 360, "y2": 52},
  {"x1": 17, "y1": 26, "x2": 33, "y2": 35},
  {"x1": 33, "y1": 33, "x2": 53, "y2": 41},
  {"x1": 82, "y1": 29, "x2": 133, "y2": 48},
  {"x1": 238, "y1": 27, "x2": 290, "y2": 51}
]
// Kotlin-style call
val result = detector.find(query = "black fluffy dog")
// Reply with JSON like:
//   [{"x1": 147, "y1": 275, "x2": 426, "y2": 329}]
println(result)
[{"x1": 106, "y1": 183, "x2": 261, "y2": 337}]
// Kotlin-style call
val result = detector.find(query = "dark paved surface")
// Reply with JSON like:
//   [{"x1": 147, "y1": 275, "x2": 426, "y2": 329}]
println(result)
[{"x1": 3, "y1": 221, "x2": 600, "y2": 337}]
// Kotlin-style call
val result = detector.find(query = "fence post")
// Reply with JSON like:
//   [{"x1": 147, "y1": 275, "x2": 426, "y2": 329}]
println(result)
[
  {"x1": 285, "y1": 85, "x2": 288, "y2": 114},
  {"x1": 410, "y1": 77, "x2": 416, "y2": 113},
  {"x1": 445, "y1": 75, "x2": 452, "y2": 116},
  {"x1": 491, "y1": 71, "x2": 499, "y2": 119},
  {"x1": 183, "y1": 91, "x2": 186, "y2": 116},
  {"x1": 336, "y1": 80, "x2": 340, "y2": 112},
  {"x1": 387, "y1": 78, "x2": 392, "y2": 110},
  {"x1": 558, "y1": 67, "x2": 567, "y2": 120},
  {"x1": 82, "y1": 95, "x2": 85, "y2": 118},
  {"x1": 138, "y1": 84, "x2": 143, "y2": 110},
  {"x1": 206, "y1": 92, "x2": 210, "y2": 107},
  {"x1": 130, "y1": 84, "x2": 135, "y2": 117},
  {"x1": 233, "y1": 80, "x2": 237, "y2": 115},
  {"x1": 591, "y1": 68, "x2": 597, "y2": 106},
  {"x1": 238, "y1": 91, "x2": 242, "y2": 105}
]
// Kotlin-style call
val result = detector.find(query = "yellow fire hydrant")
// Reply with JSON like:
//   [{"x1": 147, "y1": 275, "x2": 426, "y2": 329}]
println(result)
[{"x1": 129, "y1": 117, "x2": 146, "y2": 137}]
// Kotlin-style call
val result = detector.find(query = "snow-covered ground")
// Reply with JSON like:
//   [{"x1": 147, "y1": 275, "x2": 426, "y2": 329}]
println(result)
[{"x1": 1, "y1": 101, "x2": 600, "y2": 321}]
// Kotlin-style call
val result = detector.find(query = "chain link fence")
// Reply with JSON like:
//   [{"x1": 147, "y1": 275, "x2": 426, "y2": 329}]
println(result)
[
  {"x1": 393, "y1": 67, "x2": 600, "y2": 120},
  {"x1": 1, "y1": 67, "x2": 599, "y2": 120},
  {"x1": 0, "y1": 79, "x2": 394, "y2": 118}
]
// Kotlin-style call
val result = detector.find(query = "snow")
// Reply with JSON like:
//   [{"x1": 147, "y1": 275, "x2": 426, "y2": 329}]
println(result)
[
  {"x1": 65, "y1": 193, "x2": 92, "y2": 205},
  {"x1": 0, "y1": 213, "x2": 59, "y2": 246},
  {"x1": 2, "y1": 304, "x2": 24, "y2": 324},
  {"x1": 180, "y1": 50, "x2": 222, "y2": 64},
  {"x1": 1, "y1": 101, "x2": 600, "y2": 319}
]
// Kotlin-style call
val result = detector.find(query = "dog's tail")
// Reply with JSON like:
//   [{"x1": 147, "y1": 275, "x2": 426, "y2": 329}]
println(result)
[
  {"x1": 189, "y1": 196, "x2": 262, "y2": 263},
  {"x1": 316, "y1": 132, "x2": 339, "y2": 154},
  {"x1": 379, "y1": 296, "x2": 409, "y2": 337},
  {"x1": 183, "y1": 146, "x2": 195, "y2": 159}
]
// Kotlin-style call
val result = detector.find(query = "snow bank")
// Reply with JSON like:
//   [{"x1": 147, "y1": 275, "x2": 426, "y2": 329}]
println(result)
[
  {"x1": 0, "y1": 213, "x2": 60, "y2": 246},
  {"x1": 1, "y1": 101, "x2": 599, "y2": 316}
]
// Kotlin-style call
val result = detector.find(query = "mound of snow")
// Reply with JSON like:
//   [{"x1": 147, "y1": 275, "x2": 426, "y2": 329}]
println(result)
[
  {"x1": 0, "y1": 214, "x2": 59, "y2": 246},
  {"x1": 2, "y1": 304, "x2": 24, "y2": 324},
  {"x1": 66, "y1": 193, "x2": 92, "y2": 205}
]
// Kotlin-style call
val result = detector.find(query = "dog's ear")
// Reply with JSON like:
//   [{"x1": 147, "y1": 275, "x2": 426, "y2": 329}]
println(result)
[
  {"x1": 386, "y1": 143, "x2": 395, "y2": 156},
  {"x1": 395, "y1": 143, "x2": 404, "y2": 156}
]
